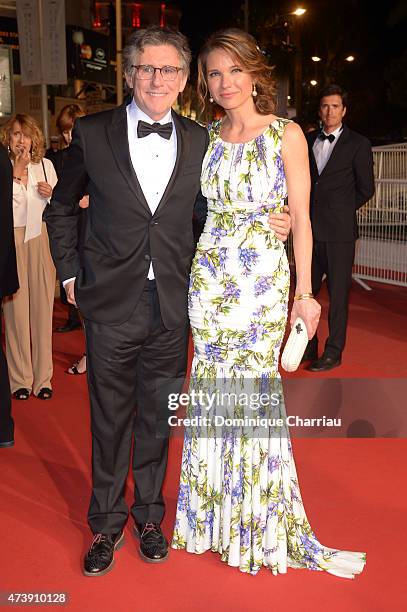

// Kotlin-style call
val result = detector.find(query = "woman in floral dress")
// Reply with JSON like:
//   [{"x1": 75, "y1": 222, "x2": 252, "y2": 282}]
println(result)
[{"x1": 172, "y1": 28, "x2": 366, "y2": 578}]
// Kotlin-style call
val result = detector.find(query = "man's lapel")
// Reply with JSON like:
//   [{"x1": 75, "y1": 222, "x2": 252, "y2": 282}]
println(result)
[
  {"x1": 319, "y1": 125, "x2": 349, "y2": 177},
  {"x1": 153, "y1": 110, "x2": 191, "y2": 216},
  {"x1": 105, "y1": 104, "x2": 151, "y2": 215}
]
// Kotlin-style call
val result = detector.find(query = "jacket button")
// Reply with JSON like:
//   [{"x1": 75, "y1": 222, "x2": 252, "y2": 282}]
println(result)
[{"x1": 151, "y1": 221, "x2": 158, "y2": 226}]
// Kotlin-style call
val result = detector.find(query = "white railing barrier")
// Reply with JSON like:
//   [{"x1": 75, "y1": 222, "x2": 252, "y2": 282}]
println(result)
[
  {"x1": 354, "y1": 143, "x2": 407, "y2": 287},
  {"x1": 354, "y1": 179, "x2": 407, "y2": 286}
]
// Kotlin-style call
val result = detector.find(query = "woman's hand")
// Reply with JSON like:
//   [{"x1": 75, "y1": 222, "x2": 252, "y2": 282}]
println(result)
[
  {"x1": 290, "y1": 298, "x2": 321, "y2": 339},
  {"x1": 37, "y1": 181, "x2": 53, "y2": 199},
  {"x1": 13, "y1": 145, "x2": 30, "y2": 174}
]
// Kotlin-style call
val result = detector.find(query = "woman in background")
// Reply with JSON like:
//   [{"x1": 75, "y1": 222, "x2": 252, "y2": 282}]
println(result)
[
  {"x1": 0, "y1": 114, "x2": 57, "y2": 400},
  {"x1": 46, "y1": 104, "x2": 88, "y2": 375},
  {"x1": 46, "y1": 104, "x2": 85, "y2": 335},
  {"x1": 48, "y1": 104, "x2": 85, "y2": 178}
]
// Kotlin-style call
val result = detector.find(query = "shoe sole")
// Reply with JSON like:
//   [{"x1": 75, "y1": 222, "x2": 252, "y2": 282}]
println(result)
[
  {"x1": 83, "y1": 532, "x2": 125, "y2": 577},
  {"x1": 307, "y1": 362, "x2": 341, "y2": 372},
  {"x1": 133, "y1": 527, "x2": 169, "y2": 564},
  {"x1": 13, "y1": 391, "x2": 30, "y2": 400},
  {"x1": 138, "y1": 548, "x2": 169, "y2": 564},
  {"x1": 0, "y1": 441, "x2": 14, "y2": 448}
]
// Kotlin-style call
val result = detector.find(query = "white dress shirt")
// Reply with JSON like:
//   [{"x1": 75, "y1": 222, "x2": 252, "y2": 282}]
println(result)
[
  {"x1": 127, "y1": 100, "x2": 177, "y2": 279},
  {"x1": 312, "y1": 124, "x2": 343, "y2": 175},
  {"x1": 12, "y1": 158, "x2": 58, "y2": 242},
  {"x1": 63, "y1": 101, "x2": 177, "y2": 288}
]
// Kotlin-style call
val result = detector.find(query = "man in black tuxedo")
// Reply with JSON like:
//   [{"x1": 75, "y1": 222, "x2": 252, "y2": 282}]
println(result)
[
  {"x1": 45, "y1": 27, "x2": 290, "y2": 576},
  {"x1": 0, "y1": 144, "x2": 19, "y2": 448},
  {"x1": 304, "y1": 84, "x2": 375, "y2": 371}
]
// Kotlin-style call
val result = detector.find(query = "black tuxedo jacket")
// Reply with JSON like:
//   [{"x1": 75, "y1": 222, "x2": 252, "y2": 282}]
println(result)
[
  {"x1": 0, "y1": 144, "x2": 18, "y2": 298},
  {"x1": 306, "y1": 125, "x2": 375, "y2": 242},
  {"x1": 45, "y1": 104, "x2": 208, "y2": 328}
]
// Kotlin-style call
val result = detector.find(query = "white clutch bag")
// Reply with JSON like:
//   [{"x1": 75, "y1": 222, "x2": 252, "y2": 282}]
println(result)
[{"x1": 281, "y1": 317, "x2": 309, "y2": 372}]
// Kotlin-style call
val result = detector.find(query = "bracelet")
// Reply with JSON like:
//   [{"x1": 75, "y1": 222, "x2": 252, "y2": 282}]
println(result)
[
  {"x1": 13, "y1": 175, "x2": 21, "y2": 182},
  {"x1": 294, "y1": 292, "x2": 314, "y2": 301}
]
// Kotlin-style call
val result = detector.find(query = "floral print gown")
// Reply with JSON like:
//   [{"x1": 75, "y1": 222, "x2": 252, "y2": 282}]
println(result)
[{"x1": 172, "y1": 119, "x2": 365, "y2": 578}]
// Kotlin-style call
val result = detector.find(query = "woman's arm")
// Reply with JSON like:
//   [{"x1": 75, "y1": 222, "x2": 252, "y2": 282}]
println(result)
[
  {"x1": 281, "y1": 122, "x2": 320, "y2": 338},
  {"x1": 37, "y1": 156, "x2": 58, "y2": 199}
]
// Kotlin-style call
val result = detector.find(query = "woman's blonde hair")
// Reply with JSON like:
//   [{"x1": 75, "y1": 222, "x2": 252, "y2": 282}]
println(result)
[
  {"x1": 0, "y1": 113, "x2": 45, "y2": 163},
  {"x1": 197, "y1": 28, "x2": 276, "y2": 116}
]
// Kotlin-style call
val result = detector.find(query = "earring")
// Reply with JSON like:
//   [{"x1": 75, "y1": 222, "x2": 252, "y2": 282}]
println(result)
[
  {"x1": 209, "y1": 96, "x2": 214, "y2": 103},
  {"x1": 252, "y1": 84, "x2": 258, "y2": 98}
]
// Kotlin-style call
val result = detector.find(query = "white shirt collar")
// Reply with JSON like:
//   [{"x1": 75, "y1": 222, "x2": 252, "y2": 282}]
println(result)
[
  {"x1": 322, "y1": 124, "x2": 343, "y2": 139},
  {"x1": 128, "y1": 99, "x2": 172, "y2": 126}
]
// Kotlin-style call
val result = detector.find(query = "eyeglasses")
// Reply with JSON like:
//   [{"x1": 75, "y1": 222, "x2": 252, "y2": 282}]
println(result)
[{"x1": 131, "y1": 64, "x2": 183, "y2": 81}]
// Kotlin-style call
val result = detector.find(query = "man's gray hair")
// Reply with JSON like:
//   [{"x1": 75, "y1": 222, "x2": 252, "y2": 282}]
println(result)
[{"x1": 123, "y1": 26, "x2": 192, "y2": 76}]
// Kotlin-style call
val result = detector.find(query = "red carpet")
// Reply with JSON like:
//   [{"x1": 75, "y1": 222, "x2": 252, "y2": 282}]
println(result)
[{"x1": 1, "y1": 280, "x2": 406, "y2": 611}]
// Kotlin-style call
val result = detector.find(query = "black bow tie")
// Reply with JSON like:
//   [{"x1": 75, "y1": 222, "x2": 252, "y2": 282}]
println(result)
[
  {"x1": 137, "y1": 120, "x2": 173, "y2": 140},
  {"x1": 318, "y1": 132, "x2": 335, "y2": 143}
]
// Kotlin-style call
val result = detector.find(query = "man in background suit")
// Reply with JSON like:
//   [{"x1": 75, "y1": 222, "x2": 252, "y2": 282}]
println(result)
[
  {"x1": 304, "y1": 84, "x2": 375, "y2": 371},
  {"x1": 0, "y1": 144, "x2": 19, "y2": 448},
  {"x1": 45, "y1": 26, "x2": 291, "y2": 576}
]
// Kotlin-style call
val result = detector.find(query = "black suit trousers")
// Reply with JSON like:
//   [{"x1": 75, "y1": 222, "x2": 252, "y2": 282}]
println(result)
[
  {"x1": 85, "y1": 280, "x2": 189, "y2": 534},
  {"x1": 311, "y1": 241, "x2": 355, "y2": 358},
  {"x1": 0, "y1": 299, "x2": 14, "y2": 443}
]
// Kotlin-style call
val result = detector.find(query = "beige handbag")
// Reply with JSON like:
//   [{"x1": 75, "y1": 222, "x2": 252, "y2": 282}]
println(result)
[{"x1": 281, "y1": 317, "x2": 309, "y2": 372}]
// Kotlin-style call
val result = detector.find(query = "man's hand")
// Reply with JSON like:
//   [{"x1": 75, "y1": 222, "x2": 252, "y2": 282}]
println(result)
[
  {"x1": 64, "y1": 279, "x2": 77, "y2": 307},
  {"x1": 268, "y1": 204, "x2": 291, "y2": 242},
  {"x1": 79, "y1": 195, "x2": 89, "y2": 209}
]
